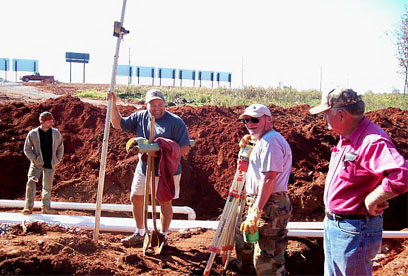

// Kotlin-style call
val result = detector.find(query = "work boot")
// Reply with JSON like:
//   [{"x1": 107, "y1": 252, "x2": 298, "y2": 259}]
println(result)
[
  {"x1": 121, "y1": 233, "x2": 144, "y2": 247},
  {"x1": 21, "y1": 208, "x2": 33, "y2": 215},
  {"x1": 41, "y1": 207, "x2": 58, "y2": 214}
]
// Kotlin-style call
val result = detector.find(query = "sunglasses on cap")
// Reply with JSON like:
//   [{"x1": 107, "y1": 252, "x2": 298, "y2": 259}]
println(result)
[{"x1": 241, "y1": 117, "x2": 260, "y2": 124}]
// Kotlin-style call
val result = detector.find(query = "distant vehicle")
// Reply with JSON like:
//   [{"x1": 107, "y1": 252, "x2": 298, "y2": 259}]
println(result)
[{"x1": 21, "y1": 72, "x2": 55, "y2": 83}]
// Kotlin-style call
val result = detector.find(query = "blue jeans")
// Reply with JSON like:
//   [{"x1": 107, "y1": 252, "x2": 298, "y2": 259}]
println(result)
[{"x1": 324, "y1": 215, "x2": 383, "y2": 276}]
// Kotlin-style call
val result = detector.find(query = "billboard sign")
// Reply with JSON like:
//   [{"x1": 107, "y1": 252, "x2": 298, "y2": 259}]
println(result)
[
  {"x1": 65, "y1": 52, "x2": 90, "y2": 63},
  {"x1": 12, "y1": 59, "x2": 38, "y2": 72},
  {"x1": 0, "y1": 58, "x2": 9, "y2": 71}
]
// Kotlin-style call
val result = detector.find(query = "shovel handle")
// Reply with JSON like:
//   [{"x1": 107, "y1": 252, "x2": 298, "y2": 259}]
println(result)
[
  {"x1": 143, "y1": 156, "x2": 151, "y2": 231},
  {"x1": 145, "y1": 116, "x2": 157, "y2": 231},
  {"x1": 143, "y1": 116, "x2": 155, "y2": 253},
  {"x1": 151, "y1": 158, "x2": 159, "y2": 231},
  {"x1": 149, "y1": 116, "x2": 166, "y2": 254},
  {"x1": 148, "y1": 116, "x2": 159, "y2": 233}
]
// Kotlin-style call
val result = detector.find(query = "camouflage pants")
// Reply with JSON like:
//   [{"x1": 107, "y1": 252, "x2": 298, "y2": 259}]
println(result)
[{"x1": 235, "y1": 192, "x2": 292, "y2": 276}]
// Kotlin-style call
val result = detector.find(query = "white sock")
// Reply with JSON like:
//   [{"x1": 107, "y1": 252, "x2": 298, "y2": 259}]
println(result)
[
  {"x1": 161, "y1": 232, "x2": 168, "y2": 239},
  {"x1": 137, "y1": 228, "x2": 145, "y2": 236}
]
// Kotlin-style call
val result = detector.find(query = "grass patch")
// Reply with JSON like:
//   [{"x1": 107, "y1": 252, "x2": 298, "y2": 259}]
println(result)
[
  {"x1": 75, "y1": 85, "x2": 407, "y2": 112},
  {"x1": 75, "y1": 90, "x2": 106, "y2": 99}
]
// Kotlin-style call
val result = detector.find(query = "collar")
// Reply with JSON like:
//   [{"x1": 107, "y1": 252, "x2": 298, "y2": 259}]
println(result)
[
  {"x1": 259, "y1": 127, "x2": 274, "y2": 139},
  {"x1": 39, "y1": 127, "x2": 52, "y2": 132},
  {"x1": 340, "y1": 117, "x2": 369, "y2": 147}
]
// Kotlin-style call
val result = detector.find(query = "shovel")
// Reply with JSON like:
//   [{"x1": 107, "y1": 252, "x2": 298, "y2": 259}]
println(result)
[
  {"x1": 150, "y1": 158, "x2": 166, "y2": 254},
  {"x1": 142, "y1": 155, "x2": 152, "y2": 254},
  {"x1": 142, "y1": 116, "x2": 156, "y2": 254}
]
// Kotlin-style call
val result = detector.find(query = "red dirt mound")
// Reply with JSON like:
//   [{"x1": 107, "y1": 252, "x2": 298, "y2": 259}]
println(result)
[
  {"x1": 0, "y1": 95, "x2": 407, "y2": 228},
  {"x1": 0, "y1": 93, "x2": 407, "y2": 275}
]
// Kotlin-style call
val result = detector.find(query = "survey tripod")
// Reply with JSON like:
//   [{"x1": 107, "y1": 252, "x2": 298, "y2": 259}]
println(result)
[{"x1": 203, "y1": 139, "x2": 256, "y2": 276}]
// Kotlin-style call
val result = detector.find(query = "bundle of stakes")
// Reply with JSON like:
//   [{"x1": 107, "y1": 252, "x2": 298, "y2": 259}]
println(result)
[{"x1": 203, "y1": 139, "x2": 256, "y2": 276}]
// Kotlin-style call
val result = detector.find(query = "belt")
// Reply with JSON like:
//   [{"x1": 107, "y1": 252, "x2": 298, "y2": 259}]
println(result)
[{"x1": 325, "y1": 211, "x2": 370, "y2": 221}]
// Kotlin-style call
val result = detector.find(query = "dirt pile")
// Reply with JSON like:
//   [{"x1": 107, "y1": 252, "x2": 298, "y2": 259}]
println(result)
[
  {"x1": 1, "y1": 95, "x2": 406, "y2": 227},
  {"x1": 0, "y1": 91, "x2": 407, "y2": 275}
]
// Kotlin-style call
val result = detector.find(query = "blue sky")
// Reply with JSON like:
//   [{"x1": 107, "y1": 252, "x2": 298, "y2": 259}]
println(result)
[{"x1": 1, "y1": 0, "x2": 406, "y2": 93}]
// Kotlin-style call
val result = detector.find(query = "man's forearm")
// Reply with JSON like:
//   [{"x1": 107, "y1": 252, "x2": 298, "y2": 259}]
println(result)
[
  {"x1": 24, "y1": 140, "x2": 36, "y2": 161},
  {"x1": 254, "y1": 171, "x2": 277, "y2": 210},
  {"x1": 110, "y1": 104, "x2": 122, "y2": 129}
]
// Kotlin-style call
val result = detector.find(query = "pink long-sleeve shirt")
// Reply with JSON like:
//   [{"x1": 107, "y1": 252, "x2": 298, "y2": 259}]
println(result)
[{"x1": 324, "y1": 117, "x2": 408, "y2": 215}]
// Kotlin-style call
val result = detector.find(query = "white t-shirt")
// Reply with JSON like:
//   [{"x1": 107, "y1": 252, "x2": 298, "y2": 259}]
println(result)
[{"x1": 245, "y1": 129, "x2": 292, "y2": 196}]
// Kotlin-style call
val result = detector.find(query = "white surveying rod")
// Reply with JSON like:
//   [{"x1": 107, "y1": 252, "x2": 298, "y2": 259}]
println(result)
[{"x1": 94, "y1": 0, "x2": 128, "y2": 241}]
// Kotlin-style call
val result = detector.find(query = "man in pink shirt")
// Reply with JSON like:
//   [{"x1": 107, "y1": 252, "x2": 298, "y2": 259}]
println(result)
[{"x1": 310, "y1": 87, "x2": 408, "y2": 276}]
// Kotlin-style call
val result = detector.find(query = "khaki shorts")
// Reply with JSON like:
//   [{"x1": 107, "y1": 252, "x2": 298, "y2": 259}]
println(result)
[{"x1": 130, "y1": 172, "x2": 181, "y2": 200}]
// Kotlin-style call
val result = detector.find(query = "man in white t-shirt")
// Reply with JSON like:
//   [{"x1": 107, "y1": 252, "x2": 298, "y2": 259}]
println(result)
[{"x1": 235, "y1": 104, "x2": 293, "y2": 276}]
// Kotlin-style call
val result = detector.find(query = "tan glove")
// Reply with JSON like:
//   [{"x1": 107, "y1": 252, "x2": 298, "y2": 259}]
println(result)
[
  {"x1": 239, "y1": 134, "x2": 257, "y2": 148},
  {"x1": 240, "y1": 206, "x2": 262, "y2": 235}
]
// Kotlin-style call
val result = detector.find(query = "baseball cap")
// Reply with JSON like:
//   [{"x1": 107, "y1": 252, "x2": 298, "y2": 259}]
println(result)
[
  {"x1": 39, "y1": 111, "x2": 54, "y2": 122},
  {"x1": 145, "y1": 89, "x2": 165, "y2": 103},
  {"x1": 309, "y1": 87, "x2": 363, "y2": 114},
  {"x1": 239, "y1": 104, "x2": 272, "y2": 119}
]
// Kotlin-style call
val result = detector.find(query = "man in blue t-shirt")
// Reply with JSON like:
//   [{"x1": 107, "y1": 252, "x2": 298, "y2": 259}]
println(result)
[{"x1": 107, "y1": 89, "x2": 190, "y2": 247}]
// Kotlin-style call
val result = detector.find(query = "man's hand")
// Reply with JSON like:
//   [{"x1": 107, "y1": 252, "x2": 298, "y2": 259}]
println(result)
[
  {"x1": 364, "y1": 185, "x2": 396, "y2": 216},
  {"x1": 240, "y1": 207, "x2": 262, "y2": 235},
  {"x1": 239, "y1": 134, "x2": 257, "y2": 148},
  {"x1": 148, "y1": 151, "x2": 161, "y2": 158},
  {"x1": 365, "y1": 198, "x2": 389, "y2": 216},
  {"x1": 106, "y1": 91, "x2": 117, "y2": 103}
]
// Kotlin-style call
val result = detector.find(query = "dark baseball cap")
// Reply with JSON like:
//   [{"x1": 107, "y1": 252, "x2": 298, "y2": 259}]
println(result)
[
  {"x1": 145, "y1": 89, "x2": 165, "y2": 103},
  {"x1": 310, "y1": 87, "x2": 362, "y2": 114},
  {"x1": 39, "y1": 111, "x2": 54, "y2": 122}
]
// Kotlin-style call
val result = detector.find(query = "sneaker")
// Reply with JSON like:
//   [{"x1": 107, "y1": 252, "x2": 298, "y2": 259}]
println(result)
[
  {"x1": 162, "y1": 235, "x2": 168, "y2": 248},
  {"x1": 121, "y1": 233, "x2": 145, "y2": 247},
  {"x1": 21, "y1": 209, "x2": 33, "y2": 215},
  {"x1": 41, "y1": 207, "x2": 58, "y2": 214}
]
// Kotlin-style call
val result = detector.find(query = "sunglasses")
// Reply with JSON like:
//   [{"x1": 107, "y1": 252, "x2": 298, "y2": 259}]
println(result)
[{"x1": 241, "y1": 117, "x2": 260, "y2": 124}]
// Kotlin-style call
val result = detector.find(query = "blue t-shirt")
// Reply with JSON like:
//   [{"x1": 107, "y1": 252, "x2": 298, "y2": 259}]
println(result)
[{"x1": 120, "y1": 110, "x2": 189, "y2": 175}]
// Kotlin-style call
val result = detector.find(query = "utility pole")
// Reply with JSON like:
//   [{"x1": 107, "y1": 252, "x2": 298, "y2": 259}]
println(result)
[
  {"x1": 404, "y1": 66, "x2": 407, "y2": 95},
  {"x1": 241, "y1": 57, "x2": 244, "y2": 88},
  {"x1": 128, "y1": 47, "x2": 131, "y2": 85},
  {"x1": 319, "y1": 65, "x2": 322, "y2": 93}
]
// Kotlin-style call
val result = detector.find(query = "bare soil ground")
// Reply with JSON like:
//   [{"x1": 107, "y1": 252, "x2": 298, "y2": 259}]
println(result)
[{"x1": 0, "y1": 82, "x2": 407, "y2": 275}]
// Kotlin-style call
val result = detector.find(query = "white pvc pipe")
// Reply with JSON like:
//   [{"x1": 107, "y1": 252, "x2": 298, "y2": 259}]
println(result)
[
  {"x1": 287, "y1": 221, "x2": 323, "y2": 230},
  {"x1": 287, "y1": 229, "x2": 408, "y2": 239},
  {"x1": 0, "y1": 212, "x2": 212, "y2": 232},
  {"x1": 0, "y1": 199, "x2": 196, "y2": 220},
  {"x1": 0, "y1": 212, "x2": 406, "y2": 238}
]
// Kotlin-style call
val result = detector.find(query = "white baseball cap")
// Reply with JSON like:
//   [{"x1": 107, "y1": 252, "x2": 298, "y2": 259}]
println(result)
[{"x1": 239, "y1": 104, "x2": 271, "y2": 119}]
